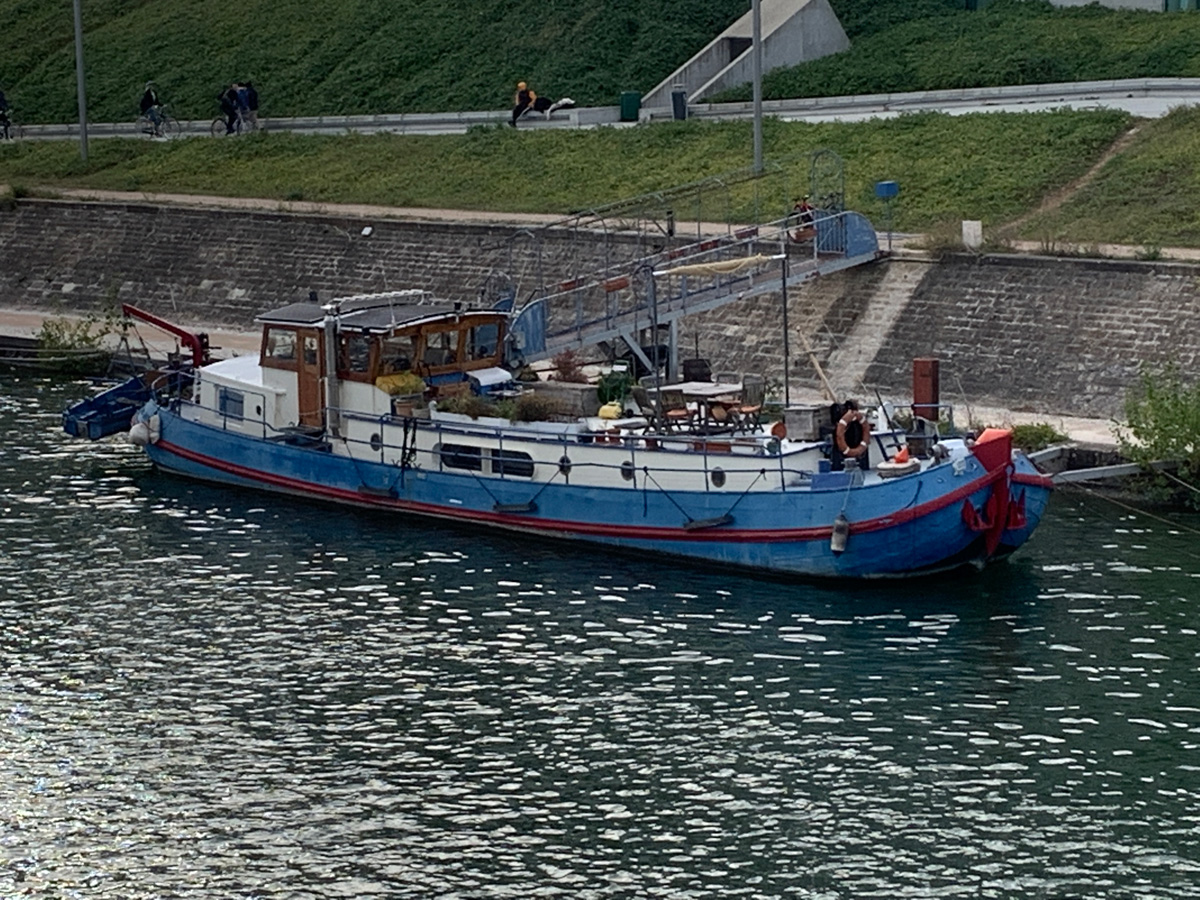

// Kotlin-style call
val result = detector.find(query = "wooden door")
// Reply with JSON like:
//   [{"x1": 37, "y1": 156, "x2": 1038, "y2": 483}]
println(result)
[{"x1": 297, "y1": 330, "x2": 324, "y2": 428}]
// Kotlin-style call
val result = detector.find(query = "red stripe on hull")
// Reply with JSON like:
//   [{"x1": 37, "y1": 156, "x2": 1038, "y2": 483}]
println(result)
[{"x1": 155, "y1": 438, "x2": 1010, "y2": 545}]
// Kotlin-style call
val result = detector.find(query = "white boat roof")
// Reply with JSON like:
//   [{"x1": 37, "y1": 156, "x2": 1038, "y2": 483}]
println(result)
[{"x1": 256, "y1": 290, "x2": 505, "y2": 334}]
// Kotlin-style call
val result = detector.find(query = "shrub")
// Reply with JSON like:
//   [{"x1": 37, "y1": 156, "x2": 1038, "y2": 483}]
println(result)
[
  {"x1": 512, "y1": 392, "x2": 564, "y2": 422},
  {"x1": 437, "y1": 394, "x2": 498, "y2": 419},
  {"x1": 1009, "y1": 422, "x2": 1067, "y2": 453},
  {"x1": 550, "y1": 348, "x2": 588, "y2": 383},
  {"x1": 596, "y1": 370, "x2": 634, "y2": 404},
  {"x1": 380, "y1": 370, "x2": 426, "y2": 395},
  {"x1": 1117, "y1": 362, "x2": 1200, "y2": 509},
  {"x1": 36, "y1": 314, "x2": 111, "y2": 351}
]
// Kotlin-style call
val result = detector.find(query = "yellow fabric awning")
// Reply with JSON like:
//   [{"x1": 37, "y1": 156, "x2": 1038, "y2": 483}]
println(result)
[{"x1": 657, "y1": 254, "x2": 776, "y2": 278}]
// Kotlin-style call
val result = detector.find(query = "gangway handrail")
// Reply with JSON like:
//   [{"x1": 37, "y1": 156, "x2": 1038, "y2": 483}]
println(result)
[{"x1": 509, "y1": 209, "x2": 881, "y2": 364}]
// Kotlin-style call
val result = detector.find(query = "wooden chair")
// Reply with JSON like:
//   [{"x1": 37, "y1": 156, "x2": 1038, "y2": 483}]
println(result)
[
  {"x1": 731, "y1": 374, "x2": 765, "y2": 432},
  {"x1": 713, "y1": 370, "x2": 740, "y2": 386},
  {"x1": 658, "y1": 387, "x2": 695, "y2": 432}
]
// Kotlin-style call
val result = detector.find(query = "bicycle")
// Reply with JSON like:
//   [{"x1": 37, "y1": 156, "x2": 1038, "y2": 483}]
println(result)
[
  {"x1": 137, "y1": 104, "x2": 181, "y2": 139},
  {"x1": 211, "y1": 108, "x2": 254, "y2": 137}
]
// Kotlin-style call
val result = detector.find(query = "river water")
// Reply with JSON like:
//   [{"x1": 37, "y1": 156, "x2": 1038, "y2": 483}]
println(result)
[{"x1": 3, "y1": 377, "x2": 1199, "y2": 899}]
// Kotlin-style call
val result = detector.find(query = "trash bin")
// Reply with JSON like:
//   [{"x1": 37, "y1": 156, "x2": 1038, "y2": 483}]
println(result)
[
  {"x1": 619, "y1": 91, "x2": 641, "y2": 122},
  {"x1": 671, "y1": 89, "x2": 687, "y2": 121}
]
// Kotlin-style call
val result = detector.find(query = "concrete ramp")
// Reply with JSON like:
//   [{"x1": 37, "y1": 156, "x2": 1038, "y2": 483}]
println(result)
[{"x1": 641, "y1": 0, "x2": 849, "y2": 114}]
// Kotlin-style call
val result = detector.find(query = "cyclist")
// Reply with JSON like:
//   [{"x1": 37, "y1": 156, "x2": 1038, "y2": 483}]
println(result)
[
  {"x1": 140, "y1": 82, "x2": 163, "y2": 135},
  {"x1": 218, "y1": 84, "x2": 240, "y2": 134}
]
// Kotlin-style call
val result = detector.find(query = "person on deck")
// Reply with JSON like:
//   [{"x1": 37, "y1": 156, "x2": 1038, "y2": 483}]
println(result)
[{"x1": 832, "y1": 400, "x2": 871, "y2": 471}]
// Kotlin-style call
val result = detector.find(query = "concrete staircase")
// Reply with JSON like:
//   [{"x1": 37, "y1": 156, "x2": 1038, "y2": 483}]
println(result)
[
  {"x1": 640, "y1": 0, "x2": 849, "y2": 114},
  {"x1": 821, "y1": 260, "x2": 931, "y2": 397}
]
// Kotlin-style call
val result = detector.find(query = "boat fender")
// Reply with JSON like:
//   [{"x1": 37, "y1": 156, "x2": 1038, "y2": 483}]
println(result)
[
  {"x1": 129, "y1": 413, "x2": 160, "y2": 447},
  {"x1": 830, "y1": 512, "x2": 850, "y2": 554},
  {"x1": 770, "y1": 420, "x2": 787, "y2": 439},
  {"x1": 835, "y1": 407, "x2": 869, "y2": 458}
]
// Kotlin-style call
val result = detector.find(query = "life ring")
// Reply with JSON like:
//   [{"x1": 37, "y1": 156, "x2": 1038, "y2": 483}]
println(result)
[{"x1": 835, "y1": 409, "x2": 870, "y2": 458}]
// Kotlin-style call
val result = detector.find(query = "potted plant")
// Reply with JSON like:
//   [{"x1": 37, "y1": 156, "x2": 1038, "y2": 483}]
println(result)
[{"x1": 378, "y1": 370, "x2": 427, "y2": 415}]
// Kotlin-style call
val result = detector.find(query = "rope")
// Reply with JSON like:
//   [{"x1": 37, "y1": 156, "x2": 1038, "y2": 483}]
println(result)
[
  {"x1": 724, "y1": 469, "x2": 767, "y2": 517},
  {"x1": 1061, "y1": 483, "x2": 1200, "y2": 537},
  {"x1": 1160, "y1": 468, "x2": 1200, "y2": 496},
  {"x1": 642, "y1": 466, "x2": 766, "y2": 526},
  {"x1": 642, "y1": 468, "x2": 696, "y2": 520}
]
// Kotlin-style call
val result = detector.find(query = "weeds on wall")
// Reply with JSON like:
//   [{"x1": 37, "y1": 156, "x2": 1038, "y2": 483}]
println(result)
[{"x1": 1118, "y1": 362, "x2": 1200, "y2": 510}]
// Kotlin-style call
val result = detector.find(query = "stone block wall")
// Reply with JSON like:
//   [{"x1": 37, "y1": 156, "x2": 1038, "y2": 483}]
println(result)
[
  {"x1": 4, "y1": 199, "x2": 1200, "y2": 419},
  {"x1": 0, "y1": 199, "x2": 649, "y2": 331},
  {"x1": 864, "y1": 254, "x2": 1200, "y2": 418}
]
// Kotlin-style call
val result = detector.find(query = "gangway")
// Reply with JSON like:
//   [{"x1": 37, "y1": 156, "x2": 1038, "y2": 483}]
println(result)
[{"x1": 508, "y1": 208, "x2": 881, "y2": 376}]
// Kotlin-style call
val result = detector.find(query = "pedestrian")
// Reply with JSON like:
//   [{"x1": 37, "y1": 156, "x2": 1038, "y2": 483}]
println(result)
[
  {"x1": 790, "y1": 195, "x2": 815, "y2": 243},
  {"x1": 140, "y1": 82, "x2": 162, "y2": 135},
  {"x1": 218, "y1": 84, "x2": 239, "y2": 134},
  {"x1": 511, "y1": 80, "x2": 535, "y2": 127},
  {"x1": 236, "y1": 82, "x2": 250, "y2": 122},
  {"x1": 244, "y1": 81, "x2": 259, "y2": 130}
]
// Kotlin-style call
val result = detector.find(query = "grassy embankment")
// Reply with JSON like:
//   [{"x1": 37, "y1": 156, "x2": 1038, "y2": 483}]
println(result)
[
  {"x1": 3, "y1": 0, "x2": 1198, "y2": 124},
  {"x1": 1016, "y1": 106, "x2": 1200, "y2": 249},
  {"x1": 0, "y1": 0, "x2": 751, "y2": 123},
  {"x1": 725, "y1": 0, "x2": 1200, "y2": 102},
  {"x1": 0, "y1": 110, "x2": 1131, "y2": 235}
]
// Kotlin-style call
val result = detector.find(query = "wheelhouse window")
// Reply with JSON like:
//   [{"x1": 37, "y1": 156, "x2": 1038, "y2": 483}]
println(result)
[
  {"x1": 339, "y1": 333, "x2": 373, "y2": 381},
  {"x1": 422, "y1": 329, "x2": 460, "y2": 369},
  {"x1": 218, "y1": 387, "x2": 245, "y2": 419},
  {"x1": 491, "y1": 449, "x2": 534, "y2": 478},
  {"x1": 379, "y1": 334, "x2": 417, "y2": 374},
  {"x1": 468, "y1": 323, "x2": 500, "y2": 361},
  {"x1": 263, "y1": 328, "x2": 298, "y2": 370},
  {"x1": 440, "y1": 443, "x2": 483, "y2": 472},
  {"x1": 302, "y1": 334, "x2": 319, "y2": 366}
]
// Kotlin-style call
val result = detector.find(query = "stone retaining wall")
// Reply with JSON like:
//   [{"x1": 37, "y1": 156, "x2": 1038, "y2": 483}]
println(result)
[{"x1": 3, "y1": 199, "x2": 1199, "y2": 419}]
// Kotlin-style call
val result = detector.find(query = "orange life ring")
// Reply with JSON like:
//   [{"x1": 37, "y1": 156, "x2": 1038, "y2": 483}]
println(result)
[{"x1": 836, "y1": 410, "x2": 870, "y2": 458}]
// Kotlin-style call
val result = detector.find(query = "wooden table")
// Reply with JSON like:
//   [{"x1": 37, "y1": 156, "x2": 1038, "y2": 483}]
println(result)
[{"x1": 663, "y1": 381, "x2": 743, "y2": 433}]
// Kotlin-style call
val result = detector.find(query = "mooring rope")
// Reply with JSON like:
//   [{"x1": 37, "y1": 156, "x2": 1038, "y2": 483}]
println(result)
[{"x1": 1060, "y1": 483, "x2": 1200, "y2": 537}]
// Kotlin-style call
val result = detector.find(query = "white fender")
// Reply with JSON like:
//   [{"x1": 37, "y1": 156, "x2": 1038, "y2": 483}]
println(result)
[{"x1": 129, "y1": 413, "x2": 160, "y2": 446}]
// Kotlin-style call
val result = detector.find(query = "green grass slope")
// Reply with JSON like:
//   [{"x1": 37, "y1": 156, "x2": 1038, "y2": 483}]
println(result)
[
  {"x1": 5, "y1": 0, "x2": 1193, "y2": 126},
  {"x1": 0, "y1": 0, "x2": 750, "y2": 123},
  {"x1": 722, "y1": 0, "x2": 1200, "y2": 102},
  {"x1": 0, "y1": 110, "x2": 1131, "y2": 234},
  {"x1": 1018, "y1": 106, "x2": 1200, "y2": 248}
]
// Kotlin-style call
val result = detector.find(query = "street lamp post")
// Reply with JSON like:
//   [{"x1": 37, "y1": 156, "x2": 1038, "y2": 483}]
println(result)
[
  {"x1": 73, "y1": 0, "x2": 88, "y2": 161},
  {"x1": 752, "y1": 0, "x2": 762, "y2": 174}
]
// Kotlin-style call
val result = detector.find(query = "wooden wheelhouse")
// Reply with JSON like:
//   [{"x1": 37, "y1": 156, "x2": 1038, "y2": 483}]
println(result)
[{"x1": 256, "y1": 291, "x2": 510, "y2": 428}]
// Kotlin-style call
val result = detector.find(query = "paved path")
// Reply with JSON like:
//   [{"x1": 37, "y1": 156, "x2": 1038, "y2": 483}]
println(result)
[{"x1": 17, "y1": 78, "x2": 1200, "y2": 140}]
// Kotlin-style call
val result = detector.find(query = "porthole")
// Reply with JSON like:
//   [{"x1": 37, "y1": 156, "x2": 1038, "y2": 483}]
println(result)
[
  {"x1": 369, "y1": 433, "x2": 383, "y2": 452},
  {"x1": 620, "y1": 461, "x2": 636, "y2": 482},
  {"x1": 558, "y1": 455, "x2": 572, "y2": 477},
  {"x1": 710, "y1": 467, "x2": 726, "y2": 488}
]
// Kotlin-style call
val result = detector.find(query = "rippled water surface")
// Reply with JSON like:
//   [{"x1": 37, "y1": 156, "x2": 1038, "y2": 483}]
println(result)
[{"x1": 3, "y1": 377, "x2": 1200, "y2": 898}]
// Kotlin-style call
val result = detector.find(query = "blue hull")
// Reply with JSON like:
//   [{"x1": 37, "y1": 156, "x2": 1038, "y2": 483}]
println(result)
[{"x1": 140, "y1": 405, "x2": 1052, "y2": 580}]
